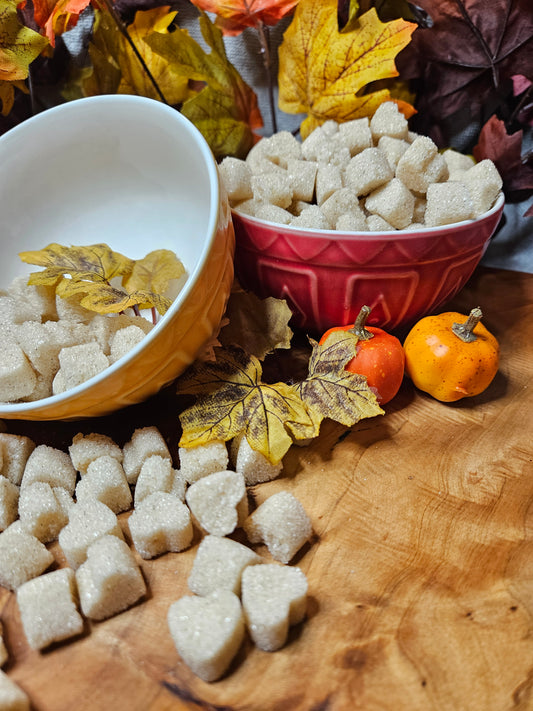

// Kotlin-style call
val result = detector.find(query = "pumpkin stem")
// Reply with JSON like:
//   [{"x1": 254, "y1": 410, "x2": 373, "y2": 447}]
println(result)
[
  {"x1": 452, "y1": 307, "x2": 483, "y2": 343},
  {"x1": 350, "y1": 305, "x2": 374, "y2": 341}
]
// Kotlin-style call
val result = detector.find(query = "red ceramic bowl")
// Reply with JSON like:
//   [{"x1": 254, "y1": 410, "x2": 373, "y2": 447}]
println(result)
[{"x1": 232, "y1": 193, "x2": 505, "y2": 335}]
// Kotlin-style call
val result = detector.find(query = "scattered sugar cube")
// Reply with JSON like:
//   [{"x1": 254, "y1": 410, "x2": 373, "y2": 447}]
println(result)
[
  {"x1": 290, "y1": 205, "x2": 331, "y2": 229},
  {"x1": 254, "y1": 203, "x2": 293, "y2": 225},
  {"x1": 377, "y1": 135, "x2": 410, "y2": 168},
  {"x1": 396, "y1": 136, "x2": 449, "y2": 193},
  {"x1": 0, "y1": 434, "x2": 35, "y2": 486},
  {"x1": 133, "y1": 454, "x2": 185, "y2": 506},
  {"x1": 53, "y1": 342, "x2": 109, "y2": 393},
  {"x1": 179, "y1": 441, "x2": 229, "y2": 485},
  {"x1": 425, "y1": 181, "x2": 474, "y2": 226},
  {"x1": 315, "y1": 163, "x2": 343, "y2": 205},
  {"x1": 123, "y1": 426, "x2": 171, "y2": 485},
  {"x1": 0, "y1": 524, "x2": 54, "y2": 590},
  {"x1": 364, "y1": 178, "x2": 415, "y2": 229},
  {"x1": 58, "y1": 500, "x2": 124, "y2": 569},
  {"x1": 128, "y1": 491, "x2": 193, "y2": 559},
  {"x1": 0, "y1": 341, "x2": 37, "y2": 402},
  {"x1": 218, "y1": 157, "x2": 253, "y2": 203},
  {"x1": 75, "y1": 455, "x2": 132, "y2": 514},
  {"x1": 167, "y1": 589, "x2": 245, "y2": 682},
  {"x1": 286, "y1": 159, "x2": 318, "y2": 202},
  {"x1": 320, "y1": 187, "x2": 363, "y2": 227},
  {"x1": 188, "y1": 535, "x2": 263, "y2": 596},
  {"x1": 109, "y1": 325, "x2": 146, "y2": 364},
  {"x1": 370, "y1": 101, "x2": 409, "y2": 141},
  {"x1": 0, "y1": 476, "x2": 19, "y2": 532},
  {"x1": 230, "y1": 433, "x2": 282, "y2": 485},
  {"x1": 16, "y1": 568, "x2": 83, "y2": 650},
  {"x1": 21, "y1": 444, "x2": 77, "y2": 495},
  {"x1": 336, "y1": 212, "x2": 368, "y2": 231},
  {"x1": 244, "y1": 491, "x2": 312, "y2": 564},
  {"x1": 186, "y1": 470, "x2": 248, "y2": 536},
  {"x1": 18, "y1": 482, "x2": 72, "y2": 542},
  {"x1": 76, "y1": 535, "x2": 146, "y2": 620},
  {"x1": 251, "y1": 171, "x2": 293, "y2": 208},
  {"x1": 0, "y1": 669, "x2": 30, "y2": 710},
  {"x1": 338, "y1": 117, "x2": 373, "y2": 156},
  {"x1": 366, "y1": 214, "x2": 396, "y2": 231},
  {"x1": 344, "y1": 147, "x2": 394, "y2": 196},
  {"x1": 69, "y1": 432, "x2": 123, "y2": 474},
  {"x1": 460, "y1": 159, "x2": 503, "y2": 216},
  {"x1": 241, "y1": 563, "x2": 308, "y2": 652}
]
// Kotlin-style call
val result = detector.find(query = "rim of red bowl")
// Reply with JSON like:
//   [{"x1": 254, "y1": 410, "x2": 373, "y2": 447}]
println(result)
[{"x1": 231, "y1": 191, "x2": 505, "y2": 239}]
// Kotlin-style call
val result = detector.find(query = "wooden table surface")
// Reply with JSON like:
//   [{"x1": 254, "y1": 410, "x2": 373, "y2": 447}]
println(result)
[{"x1": 2, "y1": 266, "x2": 533, "y2": 711}]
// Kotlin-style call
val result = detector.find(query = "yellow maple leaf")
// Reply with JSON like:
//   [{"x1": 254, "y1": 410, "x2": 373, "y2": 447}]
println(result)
[
  {"x1": 0, "y1": 0, "x2": 48, "y2": 95},
  {"x1": 122, "y1": 249, "x2": 186, "y2": 311},
  {"x1": 0, "y1": 79, "x2": 27, "y2": 116},
  {"x1": 278, "y1": 0, "x2": 416, "y2": 137},
  {"x1": 56, "y1": 279, "x2": 172, "y2": 315}
]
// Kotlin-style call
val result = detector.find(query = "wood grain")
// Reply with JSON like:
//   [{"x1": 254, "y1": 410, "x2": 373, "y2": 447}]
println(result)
[{"x1": 3, "y1": 267, "x2": 533, "y2": 711}]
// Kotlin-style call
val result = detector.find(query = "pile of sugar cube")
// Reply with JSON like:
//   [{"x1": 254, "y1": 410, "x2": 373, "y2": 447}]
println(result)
[
  {"x1": 0, "y1": 427, "x2": 313, "y2": 702},
  {"x1": 220, "y1": 101, "x2": 503, "y2": 231},
  {"x1": 0, "y1": 276, "x2": 155, "y2": 403}
]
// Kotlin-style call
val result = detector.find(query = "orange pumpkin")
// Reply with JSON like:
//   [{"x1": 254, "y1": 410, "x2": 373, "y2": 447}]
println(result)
[{"x1": 403, "y1": 307, "x2": 499, "y2": 402}]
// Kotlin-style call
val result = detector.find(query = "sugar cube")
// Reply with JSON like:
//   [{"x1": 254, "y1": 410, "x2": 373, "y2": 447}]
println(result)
[
  {"x1": 335, "y1": 212, "x2": 368, "y2": 231},
  {"x1": 21, "y1": 444, "x2": 77, "y2": 495},
  {"x1": 123, "y1": 426, "x2": 171, "y2": 485},
  {"x1": 16, "y1": 568, "x2": 83, "y2": 649},
  {"x1": 251, "y1": 171, "x2": 293, "y2": 208},
  {"x1": 241, "y1": 564, "x2": 308, "y2": 651},
  {"x1": 460, "y1": 159, "x2": 503, "y2": 215},
  {"x1": 377, "y1": 135, "x2": 410, "y2": 169},
  {"x1": 18, "y1": 482, "x2": 71, "y2": 542},
  {"x1": 260, "y1": 131, "x2": 302, "y2": 168},
  {"x1": 53, "y1": 342, "x2": 109, "y2": 393},
  {"x1": 7, "y1": 276, "x2": 57, "y2": 323},
  {"x1": 290, "y1": 205, "x2": 331, "y2": 229},
  {"x1": 364, "y1": 178, "x2": 415, "y2": 229},
  {"x1": 370, "y1": 101, "x2": 409, "y2": 141},
  {"x1": 0, "y1": 476, "x2": 19, "y2": 532},
  {"x1": 366, "y1": 214, "x2": 396, "y2": 231},
  {"x1": 76, "y1": 535, "x2": 146, "y2": 620},
  {"x1": 315, "y1": 163, "x2": 343, "y2": 205},
  {"x1": 69, "y1": 432, "x2": 123, "y2": 475},
  {"x1": 0, "y1": 669, "x2": 30, "y2": 710},
  {"x1": 167, "y1": 589, "x2": 245, "y2": 682},
  {"x1": 75, "y1": 455, "x2": 132, "y2": 514},
  {"x1": 218, "y1": 157, "x2": 253, "y2": 203},
  {"x1": 185, "y1": 470, "x2": 248, "y2": 536},
  {"x1": 338, "y1": 117, "x2": 373, "y2": 156},
  {"x1": 286, "y1": 159, "x2": 318, "y2": 202},
  {"x1": 0, "y1": 524, "x2": 54, "y2": 590},
  {"x1": 395, "y1": 136, "x2": 449, "y2": 193},
  {"x1": 134, "y1": 454, "x2": 185, "y2": 506},
  {"x1": 0, "y1": 341, "x2": 36, "y2": 402},
  {"x1": 344, "y1": 147, "x2": 393, "y2": 196},
  {"x1": 243, "y1": 491, "x2": 312, "y2": 563},
  {"x1": 58, "y1": 500, "x2": 124, "y2": 569},
  {"x1": 188, "y1": 535, "x2": 263, "y2": 596},
  {"x1": 230, "y1": 433, "x2": 282, "y2": 485},
  {"x1": 179, "y1": 441, "x2": 228, "y2": 484},
  {"x1": 254, "y1": 203, "x2": 293, "y2": 225},
  {"x1": 89, "y1": 313, "x2": 153, "y2": 356},
  {"x1": 320, "y1": 188, "x2": 362, "y2": 227},
  {"x1": 128, "y1": 491, "x2": 193, "y2": 559},
  {"x1": 442, "y1": 148, "x2": 475, "y2": 175},
  {"x1": 0, "y1": 434, "x2": 35, "y2": 486},
  {"x1": 425, "y1": 181, "x2": 474, "y2": 226},
  {"x1": 109, "y1": 325, "x2": 146, "y2": 364}
]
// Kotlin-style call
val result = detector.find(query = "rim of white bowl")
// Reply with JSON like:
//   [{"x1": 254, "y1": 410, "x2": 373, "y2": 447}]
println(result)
[
  {"x1": 0, "y1": 95, "x2": 221, "y2": 414},
  {"x1": 232, "y1": 190, "x2": 505, "y2": 238}
]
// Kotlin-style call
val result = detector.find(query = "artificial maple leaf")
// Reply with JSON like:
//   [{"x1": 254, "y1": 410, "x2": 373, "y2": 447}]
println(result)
[
  {"x1": 147, "y1": 10, "x2": 263, "y2": 158},
  {"x1": 0, "y1": 79, "x2": 27, "y2": 115},
  {"x1": 56, "y1": 278, "x2": 172, "y2": 315},
  {"x1": 294, "y1": 331, "x2": 383, "y2": 429},
  {"x1": 122, "y1": 249, "x2": 186, "y2": 308},
  {"x1": 190, "y1": 0, "x2": 300, "y2": 37},
  {"x1": 396, "y1": 0, "x2": 533, "y2": 138},
  {"x1": 31, "y1": 0, "x2": 90, "y2": 46},
  {"x1": 0, "y1": 0, "x2": 49, "y2": 85},
  {"x1": 178, "y1": 346, "x2": 318, "y2": 464},
  {"x1": 474, "y1": 114, "x2": 533, "y2": 198},
  {"x1": 218, "y1": 291, "x2": 293, "y2": 360},
  {"x1": 19, "y1": 243, "x2": 135, "y2": 287},
  {"x1": 278, "y1": 0, "x2": 416, "y2": 138},
  {"x1": 82, "y1": 7, "x2": 193, "y2": 104}
]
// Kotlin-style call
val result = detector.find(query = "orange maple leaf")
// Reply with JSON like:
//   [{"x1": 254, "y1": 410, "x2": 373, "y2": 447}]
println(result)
[
  {"x1": 32, "y1": 0, "x2": 91, "y2": 46},
  {"x1": 190, "y1": 0, "x2": 300, "y2": 36}
]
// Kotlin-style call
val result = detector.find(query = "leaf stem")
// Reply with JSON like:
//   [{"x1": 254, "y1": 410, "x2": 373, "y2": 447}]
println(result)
[
  {"x1": 256, "y1": 20, "x2": 277, "y2": 134},
  {"x1": 99, "y1": 0, "x2": 168, "y2": 105}
]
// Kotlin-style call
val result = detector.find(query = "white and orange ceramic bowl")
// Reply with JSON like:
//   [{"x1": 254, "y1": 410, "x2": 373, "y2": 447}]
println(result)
[{"x1": 0, "y1": 95, "x2": 234, "y2": 420}]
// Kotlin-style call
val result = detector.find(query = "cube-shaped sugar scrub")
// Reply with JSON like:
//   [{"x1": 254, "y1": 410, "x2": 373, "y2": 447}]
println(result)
[
  {"x1": 395, "y1": 136, "x2": 449, "y2": 193},
  {"x1": 109, "y1": 325, "x2": 147, "y2": 364},
  {"x1": 344, "y1": 148, "x2": 394, "y2": 196},
  {"x1": 338, "y1": 117, "x2": 373, "y2": 156},
  {"x1": 178, "y1": 441, "x2": 229, "y2": 484},
  {"x1": 76, "y1": 535, "x2": 146, "y2": 620},
  {"x1": 128, "y1": 492, "x2": 193, "y2": 559},
  {"x1": 241, "y1": 564, "x2": 308, "y2": 652},
  {"x1": 122, "y1": 426, "x2": 171, "y2": 485},
  {"x1": 0, "y1": 669, "x2": 30, "y2": 710},
  {"x1": 0, "y1": 341, "x2": 37, "y2": 402},
  {"x1": 168, "y1": 589, "x2": 245, "y2": 683},
  {"x1": 0, "y1": 476, "x2": 19, "y2": 532},
  {"x1": 75, "y1": 456, "x2": 132, "y2": 514},
  {"x1": 69, "y1": 432, "x2": 123, "y2": 475},
  {"x1": 16, "y1": 568, "x2": 83, "y2": 650},
  {"x1": 251, "y1": 171, "x2": 293, "y2": 209},
  {"x1": 185, "y1": 470, "x2": 248, "y2": 537},
  {"x1": 0, "y1": 434, "x2": 35, "y2": 486},
  {"x1": 53, "y1": 342, "x2": 109, "y2": 394},
  {"x1": 18, "y1": 482, "x2": 72, "y2": 543},
  {"x1": 58, "y1": 500, "x2": 124, "y2": 569},
  {"x1": 218, "y1": 157, "x2": 253, "y2": 203},
  {"x1": 243, "y1": 491, "x2": 313, "y2": 564},
  {"x1": 188, "y1": 535, "x2": 263, "y2": 596},
  {"x1": 460, "y1": 159, "x2": 503, "y2": 216},
  {"x1": 364, "y1": 178, "x2": 415, "y2": 230},
  {"x1": 230, "y1": 434, "x2": 282, "y2": 486},
  {"x1": 370, "y1": 101, "x2": 409, "y2": 141},
  {"x1": 21, "y1": 444, "x2": 77, "y2": 495},
  {"x1": 0, "y1": 524, "x2": 54, "y2": 590},
  {"x1": 424, "y1": 181, "x2": 474, "y2": 226},
  {"x1": 133, "y1": 455, "x2": 185, "y2": 506}
]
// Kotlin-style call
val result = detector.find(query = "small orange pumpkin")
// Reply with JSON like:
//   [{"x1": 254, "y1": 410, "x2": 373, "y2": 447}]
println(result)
[{"x1": 403, "y1": 307, "x2": 499, "y2": 402}]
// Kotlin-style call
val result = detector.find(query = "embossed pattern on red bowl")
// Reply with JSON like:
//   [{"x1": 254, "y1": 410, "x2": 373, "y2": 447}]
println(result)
[{"x1": 232, "y1": 193, "x2": 505, "y2": 335}]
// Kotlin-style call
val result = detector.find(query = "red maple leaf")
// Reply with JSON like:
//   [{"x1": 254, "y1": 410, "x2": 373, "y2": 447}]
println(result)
[{"x1": 190, "y1": 0, "x2": 300, "y2": 36}]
